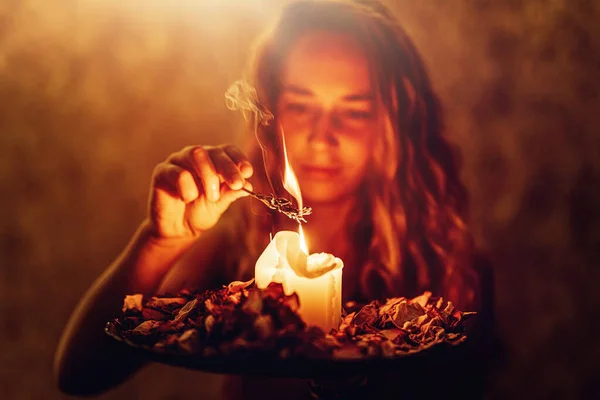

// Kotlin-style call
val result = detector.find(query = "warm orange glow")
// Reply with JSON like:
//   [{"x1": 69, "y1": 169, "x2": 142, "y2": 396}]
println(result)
[
  {"x1": 281, "y1": 127, "x2": 309, "y2": 253},
  {"x1": 299, "y1": 224, "x2": 309, "y2": 254}
]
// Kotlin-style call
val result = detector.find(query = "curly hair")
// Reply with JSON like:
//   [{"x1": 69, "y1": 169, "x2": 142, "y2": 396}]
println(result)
[{"x1": 229, "y1": 0, "x2": 480, "y2": 310}]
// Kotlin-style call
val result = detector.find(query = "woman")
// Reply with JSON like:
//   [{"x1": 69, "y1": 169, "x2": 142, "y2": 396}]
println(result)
[{"x1": 55, "y1": 0, "x2": 494, "y2": 398}]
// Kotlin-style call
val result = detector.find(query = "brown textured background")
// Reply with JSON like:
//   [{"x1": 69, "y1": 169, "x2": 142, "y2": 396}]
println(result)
[{"x1": 1, "y1": 0, "x2": 599, "y2": 399}]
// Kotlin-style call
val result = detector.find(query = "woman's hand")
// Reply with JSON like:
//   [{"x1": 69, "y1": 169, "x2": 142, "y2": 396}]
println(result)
[{"x1": 148, "y1": 144, "x2": 253, "y2": 239}]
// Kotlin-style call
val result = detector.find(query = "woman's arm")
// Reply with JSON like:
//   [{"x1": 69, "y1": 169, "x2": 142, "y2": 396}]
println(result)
[
  {"x1": 53, "y1": 220, "x2": 191, "y2": 395},
  {"x1": 53, "y1": 218, "x2": 234, "y2": 396},
  {"x1": 54, "y1": 144, "x2": 253, "y2": 395}
]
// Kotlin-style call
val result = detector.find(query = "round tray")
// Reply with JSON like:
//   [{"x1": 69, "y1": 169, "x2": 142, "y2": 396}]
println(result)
[{"x1": 105, "y1": 320, "x2": 466, "y2": 379}]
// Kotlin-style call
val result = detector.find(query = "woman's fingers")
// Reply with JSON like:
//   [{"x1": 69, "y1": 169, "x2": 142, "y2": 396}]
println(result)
[
  {"x1": 209, "y1": 147, "x2": 245, "y2": 190},
  {"x1": 168, "y1": 148, "x2": 218, "y2": 202},
  {"x1": 219, "y1": 180, "x2": 253, "y2": 205},
  {"x1": 177, "y1": 169, "x2": 199, "y2": 203},
  {"x1": 165, "y1": 144, "x2": 252, "y2": 204},
  {"x1": 190, "y1": 147, "x2": 221, "y2": 202},
  {"x1": 152, "y1": 163, "x2": 199, "y2": 203},
  {"x1": 150, "y1": 144, "x2": 254, "y2": 237},
  {"x1": 223, "y1": 145, "x2": 254, "y2": 179}
]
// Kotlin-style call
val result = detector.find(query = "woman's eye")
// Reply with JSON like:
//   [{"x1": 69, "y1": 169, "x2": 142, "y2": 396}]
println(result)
[
  {"x1": 342, "y1": 109, "x2": 373, "y2": 120},
  {"x1": 285, "y1": 102, "x2": 309, "y2": 114}
]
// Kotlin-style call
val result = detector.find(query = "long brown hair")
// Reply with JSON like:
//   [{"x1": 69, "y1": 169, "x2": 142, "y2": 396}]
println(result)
[{"x1": 228, "y1": 0, "x2": 480, "y2": 310}]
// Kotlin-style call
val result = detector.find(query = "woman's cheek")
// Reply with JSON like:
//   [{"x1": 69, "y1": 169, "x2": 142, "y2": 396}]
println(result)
[
  {"x1": 342, "y1": 138, "x2": 372, "y2": 180},
  {"x1": 347, "y1": 130, "x2": 373, "y2": 159}
]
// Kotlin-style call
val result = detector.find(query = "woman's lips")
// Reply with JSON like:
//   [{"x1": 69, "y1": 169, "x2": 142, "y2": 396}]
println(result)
[{"x1": 301, "y1": 165, "x2": 342, "y2": 180}]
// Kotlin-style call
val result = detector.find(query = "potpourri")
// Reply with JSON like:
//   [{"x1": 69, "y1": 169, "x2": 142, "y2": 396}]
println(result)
[{"x1": 107, "y1": 280, "x2": 475, "y2": 360}]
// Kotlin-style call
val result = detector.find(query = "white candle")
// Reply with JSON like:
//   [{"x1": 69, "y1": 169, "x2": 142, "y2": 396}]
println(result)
[{"x1": 255, "y1": 230, "x2": 343, "y2": 333}]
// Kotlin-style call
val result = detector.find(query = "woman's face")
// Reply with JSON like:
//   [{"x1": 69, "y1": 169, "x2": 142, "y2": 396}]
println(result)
[{"x1": 277, "y1": 31, "x2": 378, "y2": 204}]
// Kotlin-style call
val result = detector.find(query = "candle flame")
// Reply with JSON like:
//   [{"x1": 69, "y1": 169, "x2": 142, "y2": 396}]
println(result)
[
  {"x1": 299, "y1": 225, "x2": 308, "y2": 254},
  {"x1": 281, "y1": 127, "x2": 308, "y2": 254},
  {"x1": 281, "y1": 129, "x2": 303, "y2": 211}
]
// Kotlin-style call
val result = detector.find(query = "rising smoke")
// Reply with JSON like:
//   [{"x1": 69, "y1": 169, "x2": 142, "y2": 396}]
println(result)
[{"x1": 225, "y1": 79, "x2": 279, "y2": 196}]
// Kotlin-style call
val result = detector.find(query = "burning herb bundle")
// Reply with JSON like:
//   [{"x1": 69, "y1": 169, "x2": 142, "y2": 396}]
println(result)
[
  {"x1": 225, "y1": 81, "x2": 313, "y2": 224},
  {"x1": 242, "y1": 188, "x2": 312, "y2": 223},
  {"x1": 108, "y1": 281, "x2": 475, "y2": 360}
]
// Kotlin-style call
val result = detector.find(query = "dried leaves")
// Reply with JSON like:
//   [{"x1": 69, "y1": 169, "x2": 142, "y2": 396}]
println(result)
[
  {"x1": 122, "y1": 294, "x2": 143, "y2": 313},
  {"x1": 111, "y1": 280, "x2": 310, "y2": 357},
  {"x1": 330, "y1": 292, "x2": 476, "y2": 358},
  {"x1": 109, "y1": 283, "x2": 475, "y2": 360}
]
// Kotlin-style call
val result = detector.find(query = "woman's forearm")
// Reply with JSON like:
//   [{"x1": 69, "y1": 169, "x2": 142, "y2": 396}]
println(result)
[{"x1": 54, "y1": 220, "x2": 197, "y2": 396}]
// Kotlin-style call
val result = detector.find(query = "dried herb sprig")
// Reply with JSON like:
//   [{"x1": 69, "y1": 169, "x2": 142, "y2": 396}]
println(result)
[{"x1": 242, "y1": 188, "x2": 312, "y2": 223}]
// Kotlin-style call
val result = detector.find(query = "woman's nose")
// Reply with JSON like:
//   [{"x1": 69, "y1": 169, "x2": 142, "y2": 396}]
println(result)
[{"x1": 308, "y1": 110, "x2": 338, "y2": 147}]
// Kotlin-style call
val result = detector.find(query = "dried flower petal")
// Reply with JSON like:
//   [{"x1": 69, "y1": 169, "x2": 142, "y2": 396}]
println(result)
[
  {"x1": 435, "y1": 297, "x2": 444, "y2": 309},
  {"x1": 227, "y1": 279, "x2": 255, "y2": 294},
  {"x1": 242, "y1": 290, "x2": 263, "y2": 315},
  {"x1": 204, "y1": 299, "x2": 217, "y2": 314},
  {"x1": 133, "y1": 320, "x2": 161, "y2": 335},
  {"x1": 142, "y1": 308, "x2": 170, "y2": 321},
  {"x1": 412, "y1": 291, "x2": 432, "y2": 308},
  {"x1": 178, "y1": 329, "x2": 200, "y2": 352},
  {"x1": 122, "y1": 294, "x2": 143, "y2": 313},
  {"x1": 146, "y1": 297, "x2": 187, "y2": 309},
  {"x1": 379, "y1": 329, "x2": 404, "y2": 342},
  {"x1": 391, "y1": 301, "x2": 425, "y2": 328},
  {"x1": 174, "y1": 299, "x2": 198, "y2": 322},
  {"x1": 228, "y1": 293, "x2": 242, "y2": 305},
  {"x1": 352, "y1": 303, "x2": 378, "y2": 327},
  {"x1": 204, "y1": 314, "x2": 215, "y2": 334},
  {"x1": 254, "y1": 315, "x2": 274, "y2": 340}
]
